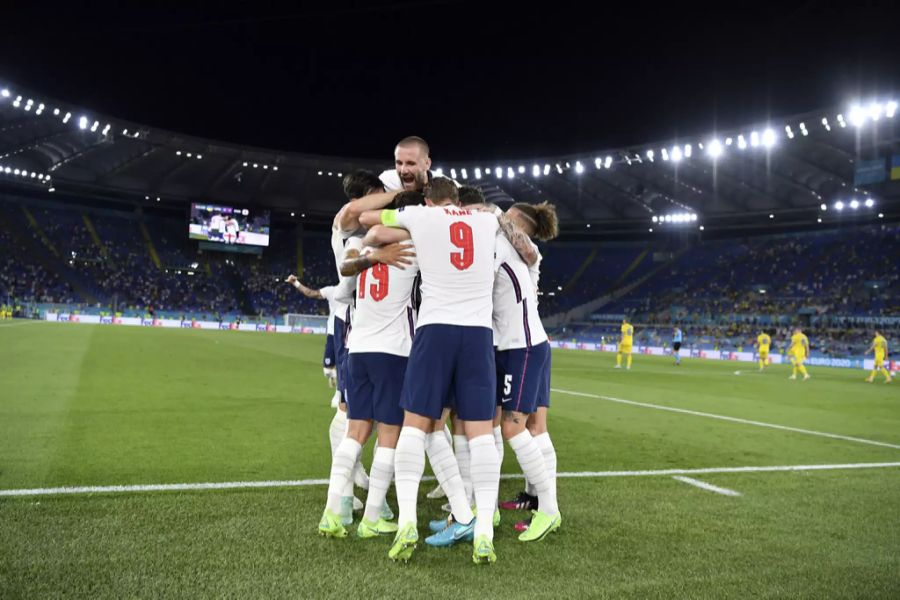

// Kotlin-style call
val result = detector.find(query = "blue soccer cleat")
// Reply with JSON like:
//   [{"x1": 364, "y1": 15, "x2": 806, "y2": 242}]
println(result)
[{"x1": 425, "y1": 518, "x2": 475, "y2": 547}]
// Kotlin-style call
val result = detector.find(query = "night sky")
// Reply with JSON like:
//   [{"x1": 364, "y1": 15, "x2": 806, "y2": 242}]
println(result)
[{"x1": 2, "y1": 1, "x2": 899, "y2": 162}]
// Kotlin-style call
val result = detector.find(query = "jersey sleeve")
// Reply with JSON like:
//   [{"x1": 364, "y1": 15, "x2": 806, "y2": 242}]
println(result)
[
  {"x1": 493, "y1": 232, "x2": 513, "y2": 272},
  {"x1": 379, "y1": 170, "x2": 402, "y2": 191},
  {"x1": 319, "y1": 286, "x2": 336, "y2": 302}
]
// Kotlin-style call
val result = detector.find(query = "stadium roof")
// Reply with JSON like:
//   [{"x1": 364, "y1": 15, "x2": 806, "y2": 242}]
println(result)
[{"x1": 1, "y1": 81, "x2": 898, "y2": 235}]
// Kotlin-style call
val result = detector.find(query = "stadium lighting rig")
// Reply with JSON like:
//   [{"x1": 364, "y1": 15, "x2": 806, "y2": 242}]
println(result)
[
  {"x1": 651, "y1": 212, "x2": 698, "y2": 225},
  {"x1": 831, "y1": 197, "x2": 876, "y2": 212}
]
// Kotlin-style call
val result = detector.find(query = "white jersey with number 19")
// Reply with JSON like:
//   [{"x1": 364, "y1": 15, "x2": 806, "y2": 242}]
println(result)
[
  {"x1": 348, "y1": 247, "x2": 420, "y2": 357},
  {"x1": 382, "y1": 204, "x2": 499, "y2": 329}
]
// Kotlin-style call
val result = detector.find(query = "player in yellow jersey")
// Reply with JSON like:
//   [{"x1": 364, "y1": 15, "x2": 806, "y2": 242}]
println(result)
[
  {"x1": 865, "y1": 331, "x2": 892, "y2": 383},
  {"x1": 787, "y1": 327, "x2": 810, "y2": 381},
  {"x1": 754, "y1": 330, "x2": 772, "y2": 371},
  {"x1": 615, "y1": 317, "x2": 634, "y2": 370}
]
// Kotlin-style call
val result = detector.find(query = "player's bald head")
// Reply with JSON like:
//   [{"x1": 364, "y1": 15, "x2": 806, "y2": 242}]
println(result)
[{"x1": 395, "y1": 136, "x2": 430, "y2": 157}]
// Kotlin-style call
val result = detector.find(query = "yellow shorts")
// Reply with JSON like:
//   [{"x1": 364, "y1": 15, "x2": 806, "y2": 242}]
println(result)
[
  {"x1": 619, "y1": 343, "x2": 632, "y2": 354},
  {"x1": 874, "y1": 354, "x2": 885, "y2": 368},
  {"x1": 759, "y1": 349, "x2": 769, "y2": 359},
  {"x1": 790, "y1": 353, "x2": 805, "y2": 366}
]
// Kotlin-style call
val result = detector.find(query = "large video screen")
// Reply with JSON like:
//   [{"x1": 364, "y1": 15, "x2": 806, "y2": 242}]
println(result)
[{"x1": 189, "y1": 203, "x2": 270, "y2": 247}]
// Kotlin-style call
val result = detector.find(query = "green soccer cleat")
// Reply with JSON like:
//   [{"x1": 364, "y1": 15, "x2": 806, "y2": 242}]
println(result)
[
  {"x1": 472, "y1": 535, "x2": 497, "y2": 565},
  {"x1": 318, "y1": 509, "x2": 348, "y2": 539},
  {"x1": 388, "y1": 523, "x2": 418, "y2": 563},
  {"x1": 493, "y1": 508, "x2": 501, "y2": 527},
  {"x1": 518, "y1": 510, "x2": 562, "y2": 542},
  {"x1": 357, "y1": 517, "x2": 398, "y2": 539}
]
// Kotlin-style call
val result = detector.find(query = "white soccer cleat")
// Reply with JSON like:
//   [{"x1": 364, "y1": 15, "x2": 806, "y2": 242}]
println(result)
[
  {"x1": 426, "y1": 483, "x2": 446, "y2": 499},
  {"x1": 803, "y1": 374, "x2": 810, "y2": 381},
  {"x1": 614, "y1": 365, "x2": 621, "y2": 369},
  {"x1": 789, "y1": 375, "x2": 797, "y2": 380}
]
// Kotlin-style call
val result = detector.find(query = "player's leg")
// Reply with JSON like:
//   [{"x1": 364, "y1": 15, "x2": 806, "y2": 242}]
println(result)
[
  {"x1": 451, "y1": 412, "x2": 473, "y2": 506},
  {"x1": 790, "y1": 355, "x2": 798, "y2": 379},
  {"x1": 797, "y1": 358, "x2": 809, "y2": 380},
  {"x1": 425, "y1": 410, "x2": 452, "y2": 500},
  {"x1": 390, "y1": 325, "x2": 455, "y2": 561},
  {"x1": 626, "y1": 349, "x2": 633, "y2": 369},
  {"x1": 615, "y1": 346, "x2": 623, "y2": 368},
  {"x1": 454, "y1": 327, "x2": 500, "y2": 563}
]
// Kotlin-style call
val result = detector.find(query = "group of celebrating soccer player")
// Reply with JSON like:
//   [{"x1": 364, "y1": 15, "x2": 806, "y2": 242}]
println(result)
[{"x1": 287, "y1": 136, "x2": 562, "y2": 564}]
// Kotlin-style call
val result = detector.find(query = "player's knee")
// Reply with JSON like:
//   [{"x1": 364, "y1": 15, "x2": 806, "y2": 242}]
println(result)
[{"x1": 500, "y1": 411, "x2": 528, "y2": 439}]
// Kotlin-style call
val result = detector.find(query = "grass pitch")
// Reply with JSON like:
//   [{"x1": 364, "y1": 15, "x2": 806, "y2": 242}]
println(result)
[{"x1": 1, "y1": 321, "x2": 898, "y2": 598}]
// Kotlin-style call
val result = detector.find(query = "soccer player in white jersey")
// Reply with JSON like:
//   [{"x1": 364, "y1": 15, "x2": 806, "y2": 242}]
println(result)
[
  {"x1": 379, "y1": 136, "x2": 433, "y2": 192},
  {"x1": 496, "y1": 202, "x2": 561, "y2": 534},
  {"x1": 317, "y1": 192, "x2": 424, "y2": 540},
  {"x1": 360, "y1": 177, "x2": 538, "y2": 564},
  {"x1": 208, "y1": 212, "x2": 225, "y2": 242},
  {"x1": 284, "y1": 276, "x2": 340, "y2": 393}
]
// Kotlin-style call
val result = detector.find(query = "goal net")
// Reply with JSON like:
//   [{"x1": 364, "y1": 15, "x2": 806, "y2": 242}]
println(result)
[{"x1": 284, "y1": 313, "x2": 328, "y2": 332}]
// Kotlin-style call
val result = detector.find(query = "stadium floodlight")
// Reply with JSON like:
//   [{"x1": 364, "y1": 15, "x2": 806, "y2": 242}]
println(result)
[
  {"x1": 91, "y1": 120, "x2": 99, "y2": 132},
  {"x1": 769, "y1": 214, "x2": 774, "y2": 219},
  {"x1": 290, "y1": 212, "x2": 295, "y2": 217},
  {"x1": 604, "y1": 156, "x2": 613, "y2": 169},
  {"x1": 646, "y1": 150, "x2": 654, "y2": 162},
  {"x1": 750, "y1": 131, "x2": 760, "y2": 147},
  {"x1": 272, "y1": 166, "x2": 278, "y2": 171},
  {"x1": 820, "y1": 203, "x2": 827, "y2": 211},
  {"x1": 317, "y1": 170, "x2": 322, "y2": 175},
  {"x1": 533, "y1": 164, "x2": 541, "y2": 177},
  {"x1": 762, "y1": 128, "x2": 776, "y2": 147},
  {"x1": 594, "y1": 158, "x2": 602, "y2": 169},
  {"x1": 176, "y1": 151, "x2": 182, "y2": 156},
  {"x1": 518, "y1": 165, "x2": 525, "y2": 174},
  {"x1": 725, "y1": 137, "x2": 733, "y2": 145},
  {"x1": 684, "y1": 144, "x2": 692, "y2": 158},
  {"x1": 785, "y1": 125, "x2": 794, "y2": 139},
  {"x1": 60, "y1": 111, "x2": 70, "y2": 123},
  {"x1": 850, "y1": 199, "x2": 859, "y2": 209},
  {"x1": 821, "y1": 117, "x2": 831, "y2": 132},
  {"x1": 0, "y1": 89, "x2": 8, "y2": 97},
  {"x1": 586, "y1": 223, "x2": 591, "y2": 228},
  {"x1": 699, "y1": 225, "x2": 705, "y2": 231},
  {"x1": 575, "y1": 161, "x2": 585, "y2": 174},
  {"x1": 449, "y1": 168, "x2": 457, "y2": 179},
  {"x1": 197, "y1": 154, "x2": 202, "y2": 160},
  {"x1": 865, "y1": 198, "x2": 874, "y2": 208},
  {"x1": 648, "y1": 228, "x2": 653, "y2": 232},
  {"x1": 507, "y1": 167, "x2": 515, "y2": 178},
  {"x1": 690, "y1": 213, "x2": 698, "y2": 221},
  {"x1": 156, "y1": 197, "x2": 160, "y2": 202},
  {"x1": 651, "y1": 215, "x2": 658, "y2": 223},
  {"x1": 848, "y1": 105, "x2": 865, "y2": 127},
  {"x1": 737, "y1": 135, "x2": 747, "y2": 149},
  {"x1": 3, "y1": 167, "x2": 10, "y2": 174},
  {"x1": 664, "y1": 215, "x2": 672, "y2": 223},
  {"x1": 495, "y1": 166, "x2": 502, "y2": 179},
  {"x1": 661, "y1": 148, "x2": 670, "y2": 161},
  {"x1": 834, "y1": 201, "x2": 844, "y2": 210},
  {"x1": 460, "y1": 168, "x2": 467, "y2": 179},
  {"x1": 670, "y1": 146, "x2": 683, "y2": 162},
  {"x1": 13, "y1": 169, "x2": 20, "y2": 175},
  {"x1": 799, "y1": 122, "x2": 808, "y2": 136},
  {"x1": 817, "y1": 217, "x2": 822, "y2": 223},
  {"x1": 186, "y1": 152, "x2": 192, "y2": 158},
  {"x1": 78, "y1": 116, "x2": 88, "y2": 130},
  {"x1": 836, "y1": 114, "x2": 846, "y2": 127},
  {"x1": 878, "y1": 212, "x2": 884, "y2": 218},
  {"x1": 868, "y1": 102, "x2": 883, "y2": 121},
  {"x1": 555, "y1": 163, "x2": 564, "y2": 174},
  {"x1": 474, "y1": 167, "x2": 482, "y2": 179},
  {"x1": 30, "y1": 172, "x2": 36, "y2": 178},
  {"x1": 886, "y1": 100, "x2": 898, "y2": 118},
  {"x1": 53, "y1": 108, "x2": 60, "y2": 116},
  {"x1": 706, "y1": 139, "x2": 723, "y2": 158},
  {"x1": 48, "y1": 187, "x2": 55, "y2": 192}
]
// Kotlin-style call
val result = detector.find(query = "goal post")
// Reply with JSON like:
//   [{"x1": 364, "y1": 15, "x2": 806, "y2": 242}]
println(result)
[{"x1": 284, "y1": 313, "x2": 328, "y2": 331}]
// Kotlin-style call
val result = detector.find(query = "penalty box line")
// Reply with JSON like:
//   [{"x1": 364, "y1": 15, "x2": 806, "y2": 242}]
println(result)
[
  {"x1": 2, "y1": 461, "x2": 899, "y2": 498},
  {"x1": 551, "y1": 387, "x2": 900, "y2": 451}
]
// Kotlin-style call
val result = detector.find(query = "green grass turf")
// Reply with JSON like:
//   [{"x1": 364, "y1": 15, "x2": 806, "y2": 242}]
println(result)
[{"x1": 1, "y1": 321, "x2": 899, "y2": 598}]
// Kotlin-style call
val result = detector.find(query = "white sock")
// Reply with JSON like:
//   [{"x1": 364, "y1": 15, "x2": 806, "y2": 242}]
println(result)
[
  {"x1": 394, "y1": 427, "x2": 426, "y2": 528},
  {"x1": 525, "y1": 479, "x2": 536, "y2": 497},
  {"x1": 329, "y1": 409, "x2": 347, "y2": 457},
  {"x1": 493, "y1": 426, "x2": 504, "y2": 467},
  {"x1": 469, "y1": 434, "x2": 500, "y2": 541},
  {"x1": 508, "y1": 430, "x2": 557, "y2": 515},
  {"x1": 534, "y1": 432, "x2": 558, "y2": 500},
  {"x1": 443, "y1": 424, "x2": 453, "y2": 448},
  {"x1": 326, "y1": 438, "x2": 361, "y2": 513},
  {"x1": 363, "y1": 446, "x2": 395, "y2": 523},
  {"x1": 453, "y1": 434, "x2": 474, "y2": 505},
  {"x1": 426, "y1": 432, "x2": 475, "y2": 524}
]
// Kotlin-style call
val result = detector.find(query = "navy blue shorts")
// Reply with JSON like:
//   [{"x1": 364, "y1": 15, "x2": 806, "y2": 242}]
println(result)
[
  {"x1": 401, "y1": 324, "x2": 496, "y2": 421},
  {"x1": 323, "y1": 334, "x2": 336, "y2": 368},
  {"x1": 334, "y1": 317, "x2": 349, "y2": 401},
  {"x1": 346, "y1": 352, "x2": 406, "y2": 425},
  {"x1": 496, "y1": 342, "x2": 551, "y2": 414},
  {"x1": 537, "y1": 346, "x2": 551, "y2": 409}
]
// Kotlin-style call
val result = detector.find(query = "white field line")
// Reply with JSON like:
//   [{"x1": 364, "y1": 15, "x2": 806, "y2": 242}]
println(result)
[
  {"x1": 672, "y1": 476, "x2": 741, "y2": 496},
  {"x1": 551, "y1": 387, "x2": 900, "y2": 451},
  {"x1": 2, "y1": 461, "x2": 899, "y2": 498}
]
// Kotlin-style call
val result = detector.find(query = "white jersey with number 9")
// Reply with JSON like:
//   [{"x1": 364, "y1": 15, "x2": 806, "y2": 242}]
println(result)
[{"x1": 383, "y1": 204, "x2": 500, "y2": 330}]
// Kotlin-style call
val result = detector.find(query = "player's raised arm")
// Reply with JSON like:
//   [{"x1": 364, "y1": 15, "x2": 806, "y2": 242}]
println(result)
[
  {"x1": 285, "y1": 275, "x2": 324, "y2": 299},
  {"x1": 337, "y1": 190, "x2": 400, "y2": 232},
  {"x1": 489, "y1": 207, "x2": 538, "y2": 266},
  {"x1": 340, "y1": 242, "x2": 416, "y2": 276},
  {"x1": 363, "y1": 224, "x2": 411, "y2": 247}
]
